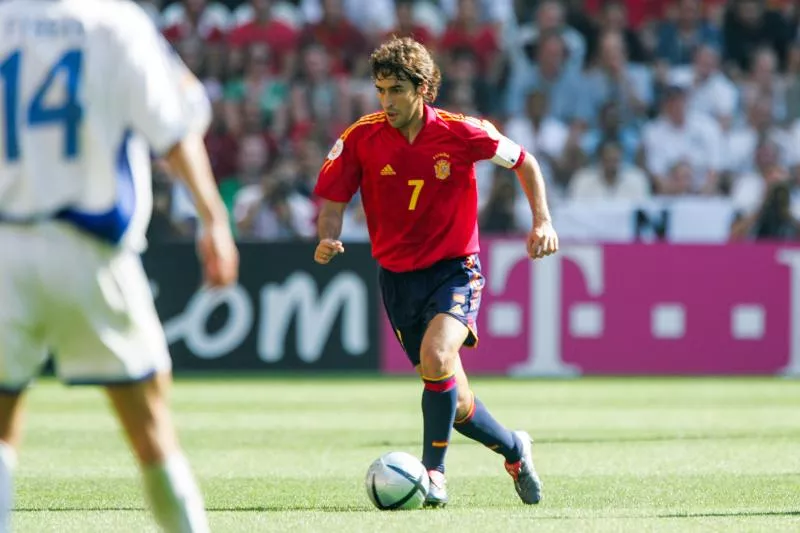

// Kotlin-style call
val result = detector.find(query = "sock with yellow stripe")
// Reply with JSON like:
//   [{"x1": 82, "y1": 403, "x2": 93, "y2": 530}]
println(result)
[
  {"x1": 454, "y1": 394, "x2": 522, "y2": 463},
  {"x1": 421, "y1": 374, "x2": 458, "y2": 473}
]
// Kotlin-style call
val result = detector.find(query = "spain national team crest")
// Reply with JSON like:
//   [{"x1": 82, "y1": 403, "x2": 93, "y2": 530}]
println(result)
[{"x1": 434, "y1": 159, "x2": 451, "y2": 180}]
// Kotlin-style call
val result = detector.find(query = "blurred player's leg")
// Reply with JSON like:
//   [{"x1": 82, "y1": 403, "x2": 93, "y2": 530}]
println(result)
[
  {"x1": 0, "y1": 393, "x2": 24, "y2": 533},
  {"x1": 37, "y1": 225, "x2": 208, "y2": 533},
  {"x1": 419, "y1": 313, "x2": 468, "y2": 507},
  {"x1": 106, "y1": 372, "x2": 208, "y2": 533}
]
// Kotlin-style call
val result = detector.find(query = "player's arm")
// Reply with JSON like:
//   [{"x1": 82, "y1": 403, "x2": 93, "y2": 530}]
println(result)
[
  {"x1": 116, "y1": 6, "x2": 238, "y2": 286},
  {"x1": 315, "y1": 200, "x2": 347, "y2": 264},
  {"x1": 312, "y1": 134, "x2": 363, "y2": 265},
  {"x1": 513, "y1": 152, "x2": 559, "y2": 259},
  {"x1": 461, "y1": 117, "x2": 558, "y2": 259},
  {"x1": 164, "y1": 134, "x2": 238, "y2": 285}
]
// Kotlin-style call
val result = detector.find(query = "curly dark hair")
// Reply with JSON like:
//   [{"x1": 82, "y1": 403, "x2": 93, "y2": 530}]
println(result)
[{"x1": 369, "y1": 37, "x2": 441, "y2": 104}]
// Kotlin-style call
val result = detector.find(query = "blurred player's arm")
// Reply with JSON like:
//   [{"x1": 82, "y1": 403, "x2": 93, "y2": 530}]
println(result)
[
  {"x1": 165, "y1": 135, "x2": 227, "y2": 230},
  {"x1": 164, "y1": 134, "x2": 239, "y2": 286},
  {"x1": 118, "y1": 12, "x2": 238, "y2": 286}
]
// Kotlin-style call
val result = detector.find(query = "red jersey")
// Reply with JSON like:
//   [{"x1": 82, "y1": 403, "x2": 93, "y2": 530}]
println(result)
[{"x1": 314, "y1": 106, "x2": 526, "y2": 272}]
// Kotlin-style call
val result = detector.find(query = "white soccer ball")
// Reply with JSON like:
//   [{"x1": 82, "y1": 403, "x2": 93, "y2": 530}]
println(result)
[{"x1": 365, "y1": 451, "x2": 430, "y2": 510}]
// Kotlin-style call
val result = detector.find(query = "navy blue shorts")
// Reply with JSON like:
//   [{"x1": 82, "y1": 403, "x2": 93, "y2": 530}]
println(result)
[{"x1": 379, "y1": 254, "x2": 484, "y2": 367}]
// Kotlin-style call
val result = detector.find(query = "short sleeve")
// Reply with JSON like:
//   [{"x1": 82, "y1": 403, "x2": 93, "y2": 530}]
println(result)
[
  {"x1": 460, "y1": 117, "x2": 524, "y2": 169},
  {"x1": 313, "y1": 135, "x2": 362, "y2": 203},
  {"x1": 114, "y1": 7, "x2": 208, "y2": 154}
]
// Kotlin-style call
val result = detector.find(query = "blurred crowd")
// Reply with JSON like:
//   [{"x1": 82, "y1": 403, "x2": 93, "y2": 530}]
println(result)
[{"x1": 143, "y1": 0, "x2": 800, "y2": 243}]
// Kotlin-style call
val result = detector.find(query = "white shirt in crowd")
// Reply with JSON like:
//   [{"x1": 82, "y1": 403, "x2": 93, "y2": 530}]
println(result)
[
  {"x1": 669, "y1": 67, "x2": 738, "y2": 123},
  {"x1": 642, "y1": 113, "x2": 724, "y2": 191},
  {"x1": 568, "y1": 164, "x2": 651, "y2": 201}
]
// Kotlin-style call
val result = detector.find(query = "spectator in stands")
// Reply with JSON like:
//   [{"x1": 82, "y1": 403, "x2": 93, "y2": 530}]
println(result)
[
  {"x1": 205, "y1": 100, "x2": 242, "y2": 184},
  {"x1": 785, "y1": 41, "x2": 800, "y2": 124},
  {"x1": 222, "y1": 132, "x2": 272, "y2": 221},
  {"x1": 669, "y1": 45, "x2": 738, "y2": 130},
  {"x1": 730, "y1": 139, "x2": 786, "y2": 217},
  {"x1": 582, "y1": 30, "x2": 653, "y2": 127},
  {"x1": 739, "y1": 47, "x2": 788, "y2": 124},
  {"x1": 480, "y1": 170, "x2": 520, "y2": 233},
  {"x1": 439, "y1": 48, "x2": 496, "y2": 116},
  {"x1": 294, "y1": 138, "x2": 325, "y2": 200},
  {"x1": 227, "y1": 0, "x2": 299, "y2": 78},
  {"x1": 162, "y1": 0, "x2": 229, "y2": 44},
  {"x1": 300, "y1": 0, "x2": 397, "y2": 41},
  {"x1": 659, "y1": 160, "x2": 695, "y2": 195},
  {"x1": 300, "y1": 0, "x2": 370, "y2": 76},
  {"x1": 516, "y1": 0, "x2": 587, "y2": 73},
  {"x1": 286, "y1": 43, "x2": 352, "y2": 144},
  {"x1": 568, "y1": 139, "x2": 650, "y2": 201},
  {"x1": 586, "y1": 1, "x2": 649, "y2": 65},
  {"x1": 504, "y1": 90, "x2": 568, "y2": 191},
  {"x1": 224, "y1": 44, "x2": 290, "y2": 127},
  {"x1": 724, "y1": 96, "x2": 791, "y2": 176},
  {"x1": 439, "y1": 0, "x2": 503, "y2": 85},
  {"x1": 439, "y1": 0, "x2": 517, "y2": 33},
  {"x1": 580, "y1": 101, "x2": 640, "y2": 165},
  {"x1": 148, "y1": 165, "x2": 199, "y2": 242},
  {"x1": 655, "y1": 0, "x2": 720, "y2": 66},
  {"x1": 505, "y1": 30, "x2": 590, "y2": 123},
  {"x1": 384, "y1": 0, "x2": 437, "y2": 49},
  {"x1": 234, "y1": 159, "x2": 316, "y2": 240},
  {"x1": 339, "y1": 195, "x2": 370, "y2": 242},
  {"x1": 723, "y1": 0, "x2": 794, "y2": 76},
  {"x1": 731, "y1": 160, "x2": 799, "y2": 241},
  {"x1": 642, "y1": 85, "x2": 723, "y2": 194}
]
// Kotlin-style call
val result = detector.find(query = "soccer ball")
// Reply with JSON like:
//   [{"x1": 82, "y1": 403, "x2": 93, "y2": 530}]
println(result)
[{"x1": 365, "y1": 451, "x2": 430, "y2": 510}]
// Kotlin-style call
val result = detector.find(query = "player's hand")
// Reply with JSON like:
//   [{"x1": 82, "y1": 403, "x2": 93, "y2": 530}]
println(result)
[
  {"x1": 198, "y1": 222, "x2": 239, "y2": 287},
  {"x1": 527, "y1": 220, "x2": 559, "y2": 260},
  {"x1": 315, "y1": 238, "x2": 345, "y2": 264}
]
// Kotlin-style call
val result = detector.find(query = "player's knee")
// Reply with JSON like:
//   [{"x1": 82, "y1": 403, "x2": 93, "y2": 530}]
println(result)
[
  {"x1": 419, "y1": 345, "x2": 456, "y2": 379},
  {"x1": 455, "y1": 389, "x2": 474, "y2": 420}
]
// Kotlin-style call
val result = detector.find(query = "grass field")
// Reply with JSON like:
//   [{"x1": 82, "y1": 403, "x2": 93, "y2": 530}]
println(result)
[{"x1": 10, "y1": 376, "x2": 800, "y2": 532}]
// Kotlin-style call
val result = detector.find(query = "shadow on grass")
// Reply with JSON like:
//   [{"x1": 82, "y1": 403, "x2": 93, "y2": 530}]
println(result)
[
  {"x1": 15, "y1": 505, "x2": 371, "y2": 513},
  {"x1": 363, "y1": 431, "x2": 800, "y2": 448},
  {"x1": 658, "y1": 510, "x2": 800, "y2": 518}
]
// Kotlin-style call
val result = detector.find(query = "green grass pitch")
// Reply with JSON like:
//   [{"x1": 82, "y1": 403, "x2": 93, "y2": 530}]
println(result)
[{"x1": 11, "y1": 376, "x2": 800, "y2": 532}]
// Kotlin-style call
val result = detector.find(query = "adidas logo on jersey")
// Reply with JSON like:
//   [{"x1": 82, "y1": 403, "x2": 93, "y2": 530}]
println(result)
[{"x1": 380, "y1": 164, "x2": 396, "y2": 176}]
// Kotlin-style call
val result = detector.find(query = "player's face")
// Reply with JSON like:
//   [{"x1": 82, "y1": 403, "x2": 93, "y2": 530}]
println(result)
[{"x1": 375, "y1": 75, "x2": 423, "y2": 130}]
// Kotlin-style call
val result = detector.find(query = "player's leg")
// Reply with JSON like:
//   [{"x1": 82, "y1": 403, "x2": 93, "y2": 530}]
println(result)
[
  {"x1": 452, "y1": 355, "x2": 521, "y2": 460},
  {"x1": 0, "y1": 393, "x2": 24, "y2": 533},
  {"x1": 105, "y1": 373, "x2": 208, "y2": 533},
  {"x1": 451, "y1": 357, "x2": 542, "y2": 504},
  {"x1": 417, "y1": 313, "x2": 467, "y2": 506},
  {"x1": 43, "y1": 225, "x2": 208, "y2": 532},
  {"x1": 0, "y1": 225, "x2": 50, "y2": 533}
]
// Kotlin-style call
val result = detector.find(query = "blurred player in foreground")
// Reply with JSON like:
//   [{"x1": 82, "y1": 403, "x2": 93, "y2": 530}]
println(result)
[
  {"x1": 314, "y1": 37, "x2": 558, "y2": 507},
  {"x1": 0, "y1": 1, "x2": 238, "y2": 531}
]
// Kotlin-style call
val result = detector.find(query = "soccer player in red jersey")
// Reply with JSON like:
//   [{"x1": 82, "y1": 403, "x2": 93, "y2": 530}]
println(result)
[{"x1": 313, "y1": 37, "x2": 558, "y2": 507}]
